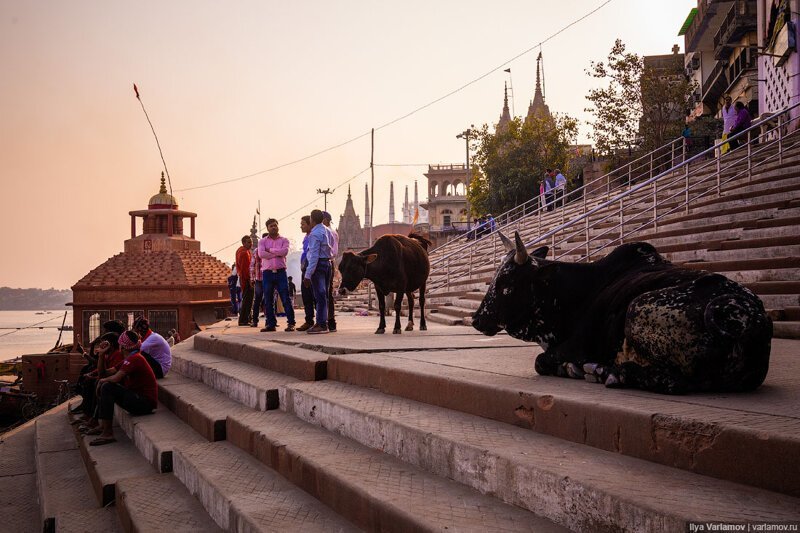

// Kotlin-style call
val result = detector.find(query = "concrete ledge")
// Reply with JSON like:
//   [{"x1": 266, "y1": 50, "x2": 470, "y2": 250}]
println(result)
[
  {"x1": 226, "y1": 410, "x2": 565, "y2": 532},
  {"x1": 173, "y1": 441, "x2": 360, "y2": 532},
  {"x1": 158, "y1": 376, "x2": 250, "y2": 442},
  {"x1": 0, "y1": 424, "x2": 40, "y2": 533},
  {"x1": 326, "y1": 343, "x2": 800, "y2": 497},
  {"x1": 115, "y1": 404, "x2": 205, "y2": 473},
  {"x1": 171, "y1": 348, "x2": 288, "y2": 410},
  {"x1": 74, "y1": 424, "x2": 155, "y2": 506},
  {"x1": 54, "y1": 508, "x2": 120, "y2": 532},
  {"x1": 193, "y1": 334, "x2": 328, "y2": 381},
  {"x1": 117, "y1": 474, "x2": 221, "y2": 532},
  {"x1": 282, "y1": 380, "x2": 800, "y2": 531}
]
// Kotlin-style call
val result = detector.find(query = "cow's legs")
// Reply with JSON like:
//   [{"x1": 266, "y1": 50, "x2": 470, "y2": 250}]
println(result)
[
  {"x1": 405, "y1": 291, "x2": 415, "y2": 331},
  {"x1": 393, "y1": 292, "x2": 404, "y2": 334},
  {"x1": 419, "y1": 282, "x2": 427, "y2": 331},
  {"x1": 583, "y1": 362, "x2": 690, "y2": 395},
  {"x1": 375, "y1": 289, "x2": 387, "y2": 334}
]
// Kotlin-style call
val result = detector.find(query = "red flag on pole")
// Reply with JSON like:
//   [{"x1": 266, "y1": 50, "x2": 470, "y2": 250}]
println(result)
[{"x1": 133, "y1": 83, "x2": 140, "y2": 99}]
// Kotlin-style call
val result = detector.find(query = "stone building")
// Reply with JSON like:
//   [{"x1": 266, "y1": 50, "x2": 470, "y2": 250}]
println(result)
[
  {"x1": 70, "y1": 175, "x2": 230, "y2": 345},
  {"x1": 337, "y1": 186, "x2": 368, "y2": 258}
]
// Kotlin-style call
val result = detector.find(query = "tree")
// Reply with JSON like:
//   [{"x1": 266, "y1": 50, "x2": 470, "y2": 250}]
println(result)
[
  {"x1": 467, "y1": 113, "x2": 577, "y2": 216},
  {"x1": 585, "y1": 39, "x2": 696, "y2": 157}
]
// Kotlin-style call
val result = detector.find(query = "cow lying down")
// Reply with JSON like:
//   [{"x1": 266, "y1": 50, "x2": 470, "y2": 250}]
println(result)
[{"x1": 471, "y1": 232, "x2": 772, "y2": 394}]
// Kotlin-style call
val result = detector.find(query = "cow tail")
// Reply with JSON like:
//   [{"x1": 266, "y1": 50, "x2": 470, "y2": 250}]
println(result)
[{"x1": 703, "y1": 293, "x2": 772, "y2": 391}]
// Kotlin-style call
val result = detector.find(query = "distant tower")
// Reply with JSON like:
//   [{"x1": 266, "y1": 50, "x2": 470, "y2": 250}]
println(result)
[
  {"x1": 497, "y1": 82, "x2": 512, "y2": 133},
  {"x1": 414, "y1": 181, "x2": 419, "y2": 215},
  {"x1": 403, "y1": 186, "x2": 410, "y2": 223},
  {"x1": 526, "y1": 52, "x2": 551, "y2": 124},
  {"x1": 249, "y1": 216, "x2": 258, "y2": 247},
  {"x1": 389, "y1": 181, "x2": 396, "y2": 224},
  {"x1": 364, "y1": 183, "x2": 371, "y2": 228}
]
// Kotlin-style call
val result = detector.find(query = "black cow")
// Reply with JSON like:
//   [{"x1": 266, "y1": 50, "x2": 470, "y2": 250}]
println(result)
[
  {"x1": 338, "y1": 233, "x2": 432, "y2": 334},
  {"x1": 471, "y1": 232, "x2": 772, "y2": 394}
]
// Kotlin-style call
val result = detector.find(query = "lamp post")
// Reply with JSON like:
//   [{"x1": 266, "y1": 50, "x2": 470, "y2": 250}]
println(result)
[
  {"x1": 316, "y1": 188, "x2": 333, "y2": 211},
  {"x1": 456, "y1": 125, "x2": 475, "y2": 229}
]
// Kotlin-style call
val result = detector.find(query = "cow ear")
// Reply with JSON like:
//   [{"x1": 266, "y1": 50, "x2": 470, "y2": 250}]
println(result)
[
  {"x1": 513, "y1": 232, "x2": 528, "y2": 265},
  {"x1": 365, "y1": 254, "x2": 378, "y2": 264},
  {"x1": 498, "y1": 232, "x2": 515, "y2": 253},
  {"x1": 531, "y1": 246, "x2": 548, "y2": 260}
]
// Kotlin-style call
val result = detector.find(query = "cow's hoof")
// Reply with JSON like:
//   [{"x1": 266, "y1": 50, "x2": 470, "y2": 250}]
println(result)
[
  {"x1": 375, "y1": 328, "x2": 385, "y2": 334},
  {"x1": 393, "y1": 329, "x2": 401, "y2": 334},
  {"x1": 420, "y1": 324, "x2": 427, "y2": 331},
  {"x1": 405, "y1": 324, "x2": 414, "y2": 331},
  {"x1": 604, "y1": 374, "x2": 622, "y2": 388},
  {"x1": 565, "y1": 363, "x2": 585, "y2": 379}
]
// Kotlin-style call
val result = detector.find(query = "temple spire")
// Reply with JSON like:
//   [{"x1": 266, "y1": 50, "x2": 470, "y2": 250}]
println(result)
[
  {"x1": 389, "y1": 181, "x2": 395, "y2": 224},
  {"x1": 526, "y1": 51, "x2": 551, "y2": 123},
  {"x1": 497, "y1": 82, "x2": 512, "y2": 133}
]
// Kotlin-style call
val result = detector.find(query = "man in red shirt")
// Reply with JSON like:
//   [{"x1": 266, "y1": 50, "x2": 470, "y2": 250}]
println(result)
[
  {"x1": 89, "y1": 331, "x2": 158, "y2": 446},
  {"x1": 236, "y1": 235, "x2": 254, "y2": 326}
]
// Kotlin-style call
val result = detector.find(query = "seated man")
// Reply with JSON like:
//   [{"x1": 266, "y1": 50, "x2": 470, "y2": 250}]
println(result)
[
  {"x1": 74, "y1": 332, "x2": 124, "y2": 432},
  {"x1": 89, "y1": 331, "x2": 158, "y2": 446},
  {"x1": 133, "y1": 317, "x2": 171, "y2": 379}
]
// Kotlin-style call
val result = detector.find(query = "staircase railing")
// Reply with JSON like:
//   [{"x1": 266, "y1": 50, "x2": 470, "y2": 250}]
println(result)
[
  {"x1": 429, "y1": 102, "x2": 800, "y2": 293},
  {"x1": 428, "y1": 135, "x2": 689, "y2": 267}
]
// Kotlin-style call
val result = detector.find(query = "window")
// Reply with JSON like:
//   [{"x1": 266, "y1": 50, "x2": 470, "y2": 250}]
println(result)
[
  {"x1": 82, "y1": 310, "x2": 110, "y2": 345},
  {"x1": 114, "y1": 310, "x2": 144, "y2": 330},
  {"x1": 442, "y1": 209, "x2": 453, "y2": 227},
  {"x1": 148, "y1": 310, "x2": 178, "y2": 338}
]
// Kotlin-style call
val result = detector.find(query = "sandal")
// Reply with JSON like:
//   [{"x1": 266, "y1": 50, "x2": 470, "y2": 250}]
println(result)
[
  {"x1": 84, "y1": 427, "x2": 103, "y2": 436},
  {"x1": 77, "y1": 424, "x2": 95, "y2": 433},
  {"x1": 89, "y1": 436, "x2": 116, "y2": 446}
]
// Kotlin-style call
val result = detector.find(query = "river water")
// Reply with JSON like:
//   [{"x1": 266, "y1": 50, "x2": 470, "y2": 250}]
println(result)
[{"x1": 0, "y1": 310, "x2": 74, "y2": 362}]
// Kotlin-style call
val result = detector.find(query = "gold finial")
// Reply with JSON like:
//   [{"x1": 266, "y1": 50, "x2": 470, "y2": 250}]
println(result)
[{"x1": 159, "y1": 171, "x2": 167, "y2": 194}]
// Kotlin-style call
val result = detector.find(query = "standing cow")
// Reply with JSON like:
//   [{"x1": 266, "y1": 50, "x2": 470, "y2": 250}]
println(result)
[
  {"x1": 471, "y1": 232, "x2": 772, "y2": 394},
  {"x1": 338, "y1": 233, "x2": 431, "y2": 334}
]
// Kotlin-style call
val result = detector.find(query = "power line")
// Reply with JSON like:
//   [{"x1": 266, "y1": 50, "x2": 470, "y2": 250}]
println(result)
[{"x1": 174, "y1": 0, "x2": 614, "y2": 194}]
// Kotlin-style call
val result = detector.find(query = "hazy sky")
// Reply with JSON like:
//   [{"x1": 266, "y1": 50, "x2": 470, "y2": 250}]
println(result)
[{"x1": 0, "y1": 0, "x2": 695, "y2": 290}]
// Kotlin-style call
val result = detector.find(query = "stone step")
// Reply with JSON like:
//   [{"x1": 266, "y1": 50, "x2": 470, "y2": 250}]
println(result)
[
  {"x1": 72, "y1": 416, "x2": 157, "y2": 507},
  {"x1": 452, "y1": 297, "x2": 482, "y2": 310},
  {"x1": 774, "y1": 321, "x2": 800, "y2": 339},
  {"x1": 173, "y1": 440, "x2": 360, "y2": 532},
  {"x1": 0, "y1": 422, "x2": 41, "y2": 533},
  {"x1": 117, "y1": 474, "x2": 222, "y2": 532},
  {"x1": 172, "y1": 347, "x2": 293, "y2": 411},
  {"x1": 425, "y1": 312, "x2": 463, "y2": 326},
  {"x1": 35, "y1": 405, "x2": 96, "y2": 533},
  {"x1": 666, "y1": 243, "x2": 800, "y2": 264},
  {"x1": 114, "y1": 403, "x2": 205, "y2": 473},
  {"x1": 752, "y1": 294, "x2": 800, "y2": 310},
  {"x1": 226, "y1": 409, "x2": 565, "y2": 532},
  {"x1": 434, "y1": 304, "x2": 476, "y2": 319},
  {"x1": 158, "y1": 373, "x2": 251, "y2": 442},
  {"x1": 281, "y1": 380, "x2": 800, "y2": 532},
  {"x1": 192, "y1": 332, "x2": 328, "y2": 381},
  {"x1": 325, "y1": 342, "x2": 800, "y2": 496},
  {"x1": 54, "y1": 508, "x2": 121, "y2": 532}
]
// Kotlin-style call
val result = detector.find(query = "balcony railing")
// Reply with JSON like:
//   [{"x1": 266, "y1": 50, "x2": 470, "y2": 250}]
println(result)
[
  {"x1": 701, "y1": 59, "x2": 728, "y2": 102},
  {"x1": 714, "y1": 0, "x2": 757, "y2": 59}
]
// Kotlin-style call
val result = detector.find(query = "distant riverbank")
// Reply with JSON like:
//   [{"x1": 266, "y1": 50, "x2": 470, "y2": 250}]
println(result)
[
  {"x1": 0, "y1": 287, "x2": 72, "y2": 311},
  {"x1": 0, "y1": 310, "x2": 74, "y2": 362}
]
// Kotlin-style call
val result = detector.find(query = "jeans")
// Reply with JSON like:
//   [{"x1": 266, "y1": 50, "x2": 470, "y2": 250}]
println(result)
[
  {"x1": 327, "y1": 262, "x2": 337, "y2": 329},
  {"x1": 141, "y1": 351, "x2": 164, "y2": 379},
  {"x1": 262, "y1": 269, "x2": 296, "y2": 327},
  {"x1": 97, "y1": 382, "x2": 154, "y2": 420},
  {"x1": 310, "y1": 261, "x2": 331, "y2": 327},
  {"x1": 252, "y1": 282, "x2": 263, "y2": 326},
  {"x1": 301, "y1": 268, "x2": 315, "y2": 324},
  {"x1": 239, "y1": 282, "x2": 254, "y2": 324}
]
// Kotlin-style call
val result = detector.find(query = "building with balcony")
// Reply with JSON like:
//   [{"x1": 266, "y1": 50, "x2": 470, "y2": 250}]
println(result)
[
  {"x1": 758, "y1": 0, "x2": 800, "y2": 125},
  {"x1": 419, "y1": 164, "x2": 469, "y2": 247}
]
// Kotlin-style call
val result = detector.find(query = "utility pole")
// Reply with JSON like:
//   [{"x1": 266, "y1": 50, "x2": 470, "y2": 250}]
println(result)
[
  {"x1": 316, "y1": 188, "x2": 333, "y2": 211},
  {"x1": 456, "y1": 125, "x2": 475, "y2": 228},
  {"x1": 368, "y1": 128, "x2": 375, "y2": 310}
]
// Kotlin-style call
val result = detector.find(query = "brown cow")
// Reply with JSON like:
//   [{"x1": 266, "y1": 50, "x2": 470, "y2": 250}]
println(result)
[{"x1": 338, "y1": 233, "x2": 431, "y2": 334}]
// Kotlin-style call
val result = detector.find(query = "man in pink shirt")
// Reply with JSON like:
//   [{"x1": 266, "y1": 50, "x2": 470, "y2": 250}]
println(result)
[{"x1": 258, "y1": 218, "x2": 296, "y2": 332}]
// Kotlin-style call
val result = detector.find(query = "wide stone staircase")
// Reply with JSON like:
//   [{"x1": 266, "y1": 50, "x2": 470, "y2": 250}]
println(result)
[
  {"x1": 423, "y1": 130, "x2": 800, "y2": 338},
  {"x1": 2, "y1": 318, "x2": 799, "y2": 532}
]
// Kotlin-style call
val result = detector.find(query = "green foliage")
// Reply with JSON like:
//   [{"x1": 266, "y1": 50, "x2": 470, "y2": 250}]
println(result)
[
  {"x1": 586, "y1": 39, "x2": 697, "y2": 157},
  {"x1": 467, "y1": 114, "x2": 577, "y2": 216}
]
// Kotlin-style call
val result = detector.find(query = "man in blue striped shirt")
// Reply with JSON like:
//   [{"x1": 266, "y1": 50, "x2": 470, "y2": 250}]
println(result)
[{"x1": 303, "y1": 210, "x2": 333, "y2": 334}]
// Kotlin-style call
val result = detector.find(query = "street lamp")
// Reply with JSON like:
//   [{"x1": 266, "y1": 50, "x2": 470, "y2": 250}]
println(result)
[
  {"x1": 316, "y1": 188, "x2": 333, "y2": 211},
  {"x1": 456, "y1": 125, "x2": 475, "y2": 228}
]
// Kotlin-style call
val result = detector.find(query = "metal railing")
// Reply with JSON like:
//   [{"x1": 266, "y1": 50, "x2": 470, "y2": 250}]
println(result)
[
  {"x1": 428, "y1": 135, "x2": 692, "y2": 268},
  {"x1": 429, "y1": 102, "x2": 800, "y2": 293}
]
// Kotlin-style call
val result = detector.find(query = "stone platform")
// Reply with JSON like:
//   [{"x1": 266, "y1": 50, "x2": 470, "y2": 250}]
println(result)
[{"x1": 0, "y1": 314, "x2": 798, "y2": 532}]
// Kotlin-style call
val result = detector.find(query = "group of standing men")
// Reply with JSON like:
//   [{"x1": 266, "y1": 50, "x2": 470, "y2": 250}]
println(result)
[
  {"x1": 235, "y1": 209, "x2": 338, "y2": 335},
  {"x1": 540, "y1": 168, "x2": 567, "y2": 211},
  {"x1": 720, "y1": 94, "x2": 753, "y2": 153}
]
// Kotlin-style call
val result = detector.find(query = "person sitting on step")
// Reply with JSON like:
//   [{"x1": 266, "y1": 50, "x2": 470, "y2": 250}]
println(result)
[{"x1": 132, "y1": 316, "x2": 171, "y2": 379}]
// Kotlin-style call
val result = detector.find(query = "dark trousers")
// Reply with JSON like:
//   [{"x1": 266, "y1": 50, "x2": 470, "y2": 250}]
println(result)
[
  {"x1": 97, "y1": 382, "x2": 153, "y2": 421},
  {"x1": 301, "y1": 268, "x2": 315, "y2": 325},
  {"x1": 310, "y1": 261, "x2": 331, "y2": 327},
  {"x1": 79, "y1": 377, "x2": 99, "y2": 417},
  {"x1": 262, "y1": 270, "x2": 296, "y2": 327},
  {"x1": 141, "y1": 352, "x2": 164, "y2": 379},
  {"x1": 252, "y1": 282, "x2": 263, "y2": 326},
  {"x1": 327, "y1": 262, "x2": 337, "y2": 329},
  {"x1": 546, "y1": 192, "x2": 555, "y2": 211},
  {"x1": 239, "y1": 282, "x2": 254, "y2": 324}
]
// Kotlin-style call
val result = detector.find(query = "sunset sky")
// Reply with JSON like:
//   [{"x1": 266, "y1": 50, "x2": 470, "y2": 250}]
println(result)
[{"x1": 0, "y1": 0, "x2": 696, "y2": 290}]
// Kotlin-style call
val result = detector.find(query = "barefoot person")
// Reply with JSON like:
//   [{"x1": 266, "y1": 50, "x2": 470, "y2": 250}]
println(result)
[{"x1": 89, "y1": 330, "x2": 157, "y2": 446}]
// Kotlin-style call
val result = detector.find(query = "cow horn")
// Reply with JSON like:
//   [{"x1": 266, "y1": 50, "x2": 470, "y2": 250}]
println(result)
[
  {"x1": 514, "y1": 232, "x2": 528, "y2": 265},
  {"x1": 498, "y1": 232, "x2": 515, "y2": 253}
]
